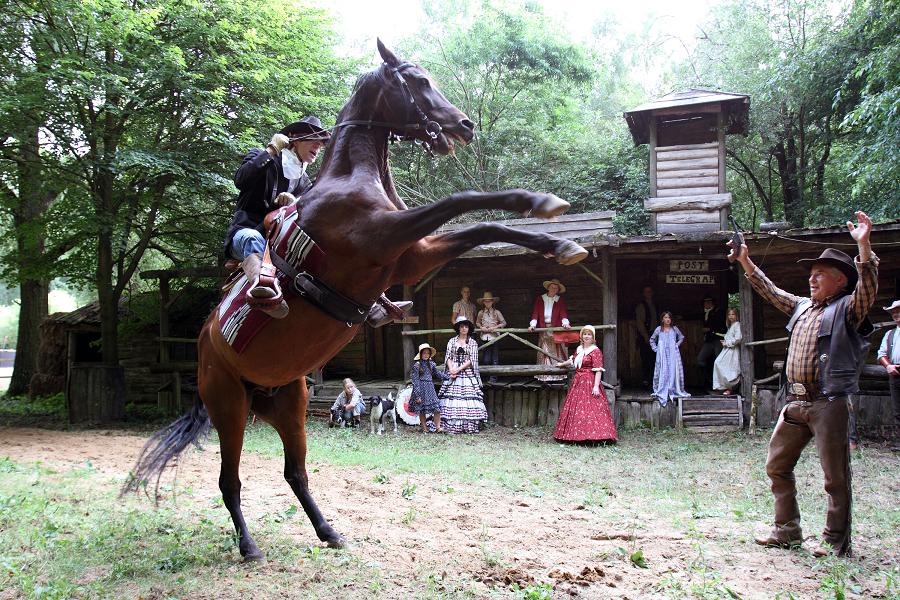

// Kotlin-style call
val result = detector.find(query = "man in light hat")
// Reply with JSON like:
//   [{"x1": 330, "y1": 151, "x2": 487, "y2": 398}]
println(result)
[
  {"x1": 729, "y1": 210, "x2": 877, "y2": 558},
  {"x1": 877, "y1": 299, "x2": 900, "y2": 439},
  {"x1": 225, "y1": 117, "x2": 332, "y2": 318}
]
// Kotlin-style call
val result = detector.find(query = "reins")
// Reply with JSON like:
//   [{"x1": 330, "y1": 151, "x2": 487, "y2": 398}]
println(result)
[{"x1": 333, "y1": 62, "x2": 443, "y2": 156}]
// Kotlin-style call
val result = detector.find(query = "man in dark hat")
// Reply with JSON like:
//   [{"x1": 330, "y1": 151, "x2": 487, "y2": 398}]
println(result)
[
  {"x1": 729, "y1": 211, "x2": 877, "y2": 558},
  {"x1": 225, "y1": 117, "x2": 331, "y2": 318},
  {"x1": 697, "y1": 294, "x2": 726, "y2": 393},
  {"x1": 224, "y1": 118, "x2": 410, "y2": 325}
]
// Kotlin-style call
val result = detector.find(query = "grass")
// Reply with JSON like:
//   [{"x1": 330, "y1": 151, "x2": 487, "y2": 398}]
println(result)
[{"x1": 1, "y1": 418, "x2": 898, "y2": 598}]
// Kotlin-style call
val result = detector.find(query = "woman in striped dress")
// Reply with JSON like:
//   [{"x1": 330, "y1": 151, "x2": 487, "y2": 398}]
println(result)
[{"x1": 438, "y1": 316, "x2": 488, "y2": 433}]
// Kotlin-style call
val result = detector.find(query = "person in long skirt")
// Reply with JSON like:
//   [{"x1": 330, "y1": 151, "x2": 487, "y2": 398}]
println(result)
[
  {"x1": 713, "y1": 308, "x2": 743, "y2": 395},
  {"x1": 438, "y1": 316, "x2": 488, "y2": 433},
  {"x1": 649, "y1": 311, "x2": 690, "y2": 406},
  {"x1": 409, "y1": 342, "x2": 449, "y2": 433},
  {"x1": 528, "y1": 278, "x2": 572, "y2": 382},
  {"x1": 553, "y1": 325, "x2": 618, "y2": 443}
]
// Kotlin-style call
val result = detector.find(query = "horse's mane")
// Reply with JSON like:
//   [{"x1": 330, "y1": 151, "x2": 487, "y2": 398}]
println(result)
[{"x1": 316, "y1": 64, "x2": 405, "y2": 209}]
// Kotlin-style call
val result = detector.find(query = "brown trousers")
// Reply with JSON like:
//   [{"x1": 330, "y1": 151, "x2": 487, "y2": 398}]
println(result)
[{"x1": 765, "y1": 396, "x2": 852, "y2": 555}]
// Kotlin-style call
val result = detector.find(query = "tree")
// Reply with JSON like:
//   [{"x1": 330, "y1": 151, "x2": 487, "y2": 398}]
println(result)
[
  {"x1": 0, "y1": 0, "x2": 351, "y2": 400},
  {"x1": 389, "y1": 1, "x2": 648, "y2": 228}
]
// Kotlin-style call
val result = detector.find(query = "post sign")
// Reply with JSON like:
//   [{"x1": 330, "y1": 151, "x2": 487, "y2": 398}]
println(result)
[
  {"x1": 666, "y1": 274, "x2": 716, "y2": 285},
  {"x1": 669, "y1": 259, "x2": 709, "y2": 272}
]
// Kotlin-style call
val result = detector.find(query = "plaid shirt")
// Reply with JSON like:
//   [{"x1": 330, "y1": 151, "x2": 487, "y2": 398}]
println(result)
[{"x1": 746, "y1": 255, "x2": 878, "y2": 385}]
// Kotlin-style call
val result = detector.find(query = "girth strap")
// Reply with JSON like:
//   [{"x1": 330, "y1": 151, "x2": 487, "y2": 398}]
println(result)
[{"x1": 269, "y1": 248, "x2": 371, "y2": 326}]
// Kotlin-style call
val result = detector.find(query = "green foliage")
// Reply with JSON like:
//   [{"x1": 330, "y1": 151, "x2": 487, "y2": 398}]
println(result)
[{"x1": 390, "y1": 1, "x2": 648, "y2": 231}]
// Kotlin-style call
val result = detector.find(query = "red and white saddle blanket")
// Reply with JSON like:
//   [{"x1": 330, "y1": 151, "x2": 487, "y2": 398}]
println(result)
[{"x1": 217, "y1": 205, "x2": 325, "y2": 353}]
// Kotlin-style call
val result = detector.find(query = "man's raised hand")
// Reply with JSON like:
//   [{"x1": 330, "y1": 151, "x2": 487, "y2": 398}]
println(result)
[{"x1": 847, "y1": 210, "x2": 872, "y2": 243}]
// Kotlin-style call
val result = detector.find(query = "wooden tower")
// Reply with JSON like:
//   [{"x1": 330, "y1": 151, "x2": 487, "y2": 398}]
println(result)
[{"x1": 624, "y1": 89, "x2": 750, "y2": 233}]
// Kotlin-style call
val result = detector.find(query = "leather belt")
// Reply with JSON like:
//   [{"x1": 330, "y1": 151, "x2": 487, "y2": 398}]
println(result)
[{"x1": 786, "y1": 382, "x2": 824, "y2": 401}]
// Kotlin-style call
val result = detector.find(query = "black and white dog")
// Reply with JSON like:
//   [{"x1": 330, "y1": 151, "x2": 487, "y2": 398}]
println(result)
[{"x1": 368, "y1": 393, "x2": 397, "y2": 435}]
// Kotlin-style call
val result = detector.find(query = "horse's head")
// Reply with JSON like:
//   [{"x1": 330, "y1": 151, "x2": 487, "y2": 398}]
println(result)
[{"x1": 339, "y1": 40, "x2": 475, "y2": 155}]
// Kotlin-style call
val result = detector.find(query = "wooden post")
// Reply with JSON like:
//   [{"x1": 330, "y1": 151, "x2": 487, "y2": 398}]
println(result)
[
  {"x1": 717, "y1": 109, "x2": 730, "y2": 230},
  {"x1": 158, "y1": 276, "x2": 177, "y2": 414},
  {"x1": 738, "y1": 267, "x2": 755, "y2": 411},
  {"x1": 649, "y1": 116, "x2": 658, "y2": 232},
  {"x1": 402, "y1": 284, "x2": 415, "y2": 382},
  {"x1": 600, "y1": 251, "x2": 617, "y2": 393},
  {"x1": 749, "y1": 384, "x2": 758, "y2": 435}
]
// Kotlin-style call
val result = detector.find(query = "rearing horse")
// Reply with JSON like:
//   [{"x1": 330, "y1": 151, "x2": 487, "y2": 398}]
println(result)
[{"x1": 126, "y1": 41, "x2": 587, "y2": 561}]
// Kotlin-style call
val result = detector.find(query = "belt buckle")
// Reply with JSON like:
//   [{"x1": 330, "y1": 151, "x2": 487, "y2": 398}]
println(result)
[{"x1": 789, "y1": 383, "x2": 807, "y2": 395}]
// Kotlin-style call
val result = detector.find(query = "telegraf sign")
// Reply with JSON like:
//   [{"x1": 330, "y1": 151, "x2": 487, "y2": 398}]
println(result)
[
  {"x1": 666, "y1": 273, "x2": 716, "y2": 284},
  {"x1": 667, "y1": 259, "x2": 715, "y2": 284}
]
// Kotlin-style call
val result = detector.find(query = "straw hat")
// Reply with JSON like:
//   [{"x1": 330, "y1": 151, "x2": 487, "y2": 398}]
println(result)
[
  {"x1": 542, "y1": 278, "x2": 566, "y2": 294},
  {"x1": 884, "y1": 299, "x2": 900, "y2": 313},
  {"x1": 414, "y1": 342, "x2": 439, "y2": 361},
  {"x1": 477, "y1": 291, "x2": 500, "y2": 305},
  {"x1": 452, "y1": 314, "x2": 475, "y2": 333}
]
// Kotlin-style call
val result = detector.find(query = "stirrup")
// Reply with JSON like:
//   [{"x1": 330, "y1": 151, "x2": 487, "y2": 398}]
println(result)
[
  {"x1": 246, "y1": 264, "x2": 283, "y2": 306},
  {"x1": 378, "y1": 294, "x2": 413, "y2": 320}
]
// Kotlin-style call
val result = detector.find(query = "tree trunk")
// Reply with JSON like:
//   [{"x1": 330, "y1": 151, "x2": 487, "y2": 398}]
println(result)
[
  {"x1": 7, "y1": 124, "x2": 50, "y2": 396},
  {"x1": 8, "y1": 279, "x2": 49, "y2": 396}
]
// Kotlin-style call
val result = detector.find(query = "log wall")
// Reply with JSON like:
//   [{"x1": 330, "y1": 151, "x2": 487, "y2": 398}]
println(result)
[{"x1": 646, "y1": 142, "x2": 730, "y2": 234}]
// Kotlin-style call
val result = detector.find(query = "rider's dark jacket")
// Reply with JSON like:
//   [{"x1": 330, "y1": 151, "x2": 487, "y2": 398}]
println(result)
[{"x1": 224, "y1": 148, "x2": 312, "y2": 259}]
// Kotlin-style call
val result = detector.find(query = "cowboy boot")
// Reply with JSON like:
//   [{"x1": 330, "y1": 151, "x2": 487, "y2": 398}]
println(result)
[
  {"x1": 242, "y1": 253, "x2": 289, "y2": 319},
  {"x1": 365, "y1": 294, "x2": 413, "y2": 328}
]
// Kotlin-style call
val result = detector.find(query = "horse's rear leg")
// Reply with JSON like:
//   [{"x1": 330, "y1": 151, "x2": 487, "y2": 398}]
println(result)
[
  {"x1": 200, "y1": 361, "x2": 264, "y2": 561},
  {"x1": 253, "y1": 380, "x2": 346, "y2": 548},
  {"x1": 394, "y1": 223, "x2": 588, "y2": 283}
]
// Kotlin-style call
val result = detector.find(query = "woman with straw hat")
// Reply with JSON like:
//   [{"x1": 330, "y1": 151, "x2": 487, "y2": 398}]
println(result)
[
  {"x1": 528, "y1": 278, "x2": 572, "y2": 382},
  {"x1": 409, "y1": 342, "x2": 449, "y2": 433},
  {"x1": 438, "y1": 316, "x2": 488, "y2": 433}
]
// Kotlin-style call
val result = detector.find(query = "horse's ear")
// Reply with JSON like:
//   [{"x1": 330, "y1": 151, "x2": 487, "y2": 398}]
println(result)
[{"x1": 377, "y1": 38, "x2": 400, "y2": 67}]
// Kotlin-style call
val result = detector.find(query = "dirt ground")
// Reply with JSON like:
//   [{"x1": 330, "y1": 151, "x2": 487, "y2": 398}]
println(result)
[{"x1": 1, "y1": 427, "x2": 893, "y2": 599}]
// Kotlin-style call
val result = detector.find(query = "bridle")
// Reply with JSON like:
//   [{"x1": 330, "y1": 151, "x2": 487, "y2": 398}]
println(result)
[{"x1": 333, "y1": 62, "x2": 444, "y2": 156}]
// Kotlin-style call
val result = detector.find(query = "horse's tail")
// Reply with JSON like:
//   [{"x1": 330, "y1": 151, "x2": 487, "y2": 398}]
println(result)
[{"x1": 120, "y1": 398, "x2": 211, "y2": 502}]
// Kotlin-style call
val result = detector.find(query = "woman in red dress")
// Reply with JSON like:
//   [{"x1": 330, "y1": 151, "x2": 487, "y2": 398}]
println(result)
[{"x1": 553, "y1": 325, "x2": 618, "y2": 443}]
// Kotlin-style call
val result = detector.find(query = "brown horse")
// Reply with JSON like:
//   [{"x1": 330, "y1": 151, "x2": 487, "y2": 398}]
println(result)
[{"x1": 125, "y1": 40, "x2": 587, "y2": 561}]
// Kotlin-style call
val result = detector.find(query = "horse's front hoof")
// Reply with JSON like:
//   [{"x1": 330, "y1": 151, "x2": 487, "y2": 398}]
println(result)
[
  {"x1": 531, "y1": 194, "x2": 570, "y2": 219},
  {"x1": 326, "y1": 534, "x2": 348, "y2": 549},
  {"x1": 242, "y1": 549, "x2": 266, "y2": 564},
  {"x1": 555, "y1": 242, "x2": 589, "y2": 265}
]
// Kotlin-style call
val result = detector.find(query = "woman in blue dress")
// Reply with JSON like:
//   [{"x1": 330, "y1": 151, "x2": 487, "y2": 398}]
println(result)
[
  {"x1": 649, "y1": 311, "x2": 690, "y2": 406},
  {"x1": 409, "y1": 342, "x2": 449, "y2": 433}
]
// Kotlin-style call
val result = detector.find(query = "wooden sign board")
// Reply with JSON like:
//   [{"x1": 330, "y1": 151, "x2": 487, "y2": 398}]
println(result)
[
  {"x1": 669, "y1": 259, "x2": 709, "y2": 272},
  {"x1": 666, "y1": 274, "x2": 716, "y2": 285}
]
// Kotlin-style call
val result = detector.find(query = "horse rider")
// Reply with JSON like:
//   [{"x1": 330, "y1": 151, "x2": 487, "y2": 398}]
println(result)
[{"x1": 225, "y1": 116, "x2": 410, "y2": 325}]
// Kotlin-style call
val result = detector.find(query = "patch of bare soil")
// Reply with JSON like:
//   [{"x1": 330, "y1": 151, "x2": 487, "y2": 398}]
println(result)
[{"x1": 0, "y1": 427, "x2": 885, "y2": 599}]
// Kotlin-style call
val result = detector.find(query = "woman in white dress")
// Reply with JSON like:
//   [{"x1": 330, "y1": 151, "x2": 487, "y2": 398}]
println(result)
[{"x1": 713, "y1": 308, "x2": 742, "y2": 395}]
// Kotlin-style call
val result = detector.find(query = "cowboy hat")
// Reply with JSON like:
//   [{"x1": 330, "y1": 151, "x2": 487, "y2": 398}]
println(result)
[
  {"x1": 542, "y1": 278, "x2": 566, "y2": 294},
  {"x1": 796, "y1": 248, "x2": 857, "y2": 290},
  {"x1": 280, "y1": 116, "x2": 331, "y2": 141},
  {"x1": 452, "y1": 315, "x2": 475, "y2": 333},
  {"x1": 414, "y1": 342, "x2": 439, "y2": 361},
  {"x1": 884, "y1": 299, "x2": 900, "y2": 313},
  {"x1": 477, "y1": 291, "x2": 500, "y2": 305}
]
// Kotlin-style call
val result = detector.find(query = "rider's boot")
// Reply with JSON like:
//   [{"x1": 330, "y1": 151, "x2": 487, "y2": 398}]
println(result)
[
  {"x1": 243, "y1": 253, "x2": 289, "y2": 319},
  {"x1": 365, "y1": 294, "x2": 413, "y2": 328}
]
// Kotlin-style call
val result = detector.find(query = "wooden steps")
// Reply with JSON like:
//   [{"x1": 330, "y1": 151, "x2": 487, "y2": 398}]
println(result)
[{"x1": 677, "y1": 396, "x2": 744, "y2": 432}]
